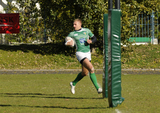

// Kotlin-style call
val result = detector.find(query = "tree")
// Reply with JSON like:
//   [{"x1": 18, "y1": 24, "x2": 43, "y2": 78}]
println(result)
[
  {"x1": 5, "y1": 0, "x2": 44, "y2": 43},
  {"x1": 5, "y1": 0, "x2": 160, "y2": 49}
]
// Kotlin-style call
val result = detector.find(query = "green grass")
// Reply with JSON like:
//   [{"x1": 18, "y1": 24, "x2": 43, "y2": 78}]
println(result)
[
  {"x1": 0, "y1": 44, "x2": 160, "y2": 69},
  {"x1": 0, "y1": 44, "x2": 101, "y2": 69},
  {"x1": 0, "y1": 74, "x2": 159, "y2": 113},
  {"x1": 121, "y1": 44, "x2": 160, "y2": 69}
]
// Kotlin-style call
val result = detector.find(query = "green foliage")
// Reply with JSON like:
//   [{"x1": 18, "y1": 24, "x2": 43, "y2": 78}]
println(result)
[
  {"x1": 4, "y1": 0, "x2": 160, "y2": 52},
  {"x1": 121, "y1": 0, "x2": 160, "y2": 45},
  {"x1": 38, "y1": 0, "x2": 108, "y2": 50},
  {"x1": 5, "y1": 0, "x2": 44, "y2": 43},
  {"x1": 38, "y1": 0, "x2": 160, "y2": 48}
]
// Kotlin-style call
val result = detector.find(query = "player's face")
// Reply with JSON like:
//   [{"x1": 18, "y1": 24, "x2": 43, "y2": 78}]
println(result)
[{"x1": 73, "y1": 21, "x2": 81, "y2": 30}]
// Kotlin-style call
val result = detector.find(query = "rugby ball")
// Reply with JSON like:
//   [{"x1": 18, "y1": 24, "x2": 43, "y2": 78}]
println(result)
[{"x1": 65, "y1": 37, "x2": 74, "y2": 47}]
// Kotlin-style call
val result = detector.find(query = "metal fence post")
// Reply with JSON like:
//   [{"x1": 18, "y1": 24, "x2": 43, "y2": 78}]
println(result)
[
  {"x1": 151, "y1": 10, "x2": 155, "y2": 44},
  {"x1": 157, "y1": 12, "x2": 159, "y2": 41}
]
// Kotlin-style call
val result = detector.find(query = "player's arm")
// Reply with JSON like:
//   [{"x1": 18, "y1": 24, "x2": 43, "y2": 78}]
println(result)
[
  {"x1": 87, "y1": 35, "x2": 97, "y2": 44},
  {"x1": 65, "y1": 37, "x2": 74, "y2": 47}
]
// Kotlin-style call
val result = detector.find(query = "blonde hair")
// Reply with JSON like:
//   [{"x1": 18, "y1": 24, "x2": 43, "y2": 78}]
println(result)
[{"x1": 74, "y1": 18, "x2": 82, "y2": 25}]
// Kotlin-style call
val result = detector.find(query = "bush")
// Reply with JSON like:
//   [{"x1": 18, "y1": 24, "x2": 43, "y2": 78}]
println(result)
[{"x1": 6, "y1": 0, "x2": 160, "y2": 53}]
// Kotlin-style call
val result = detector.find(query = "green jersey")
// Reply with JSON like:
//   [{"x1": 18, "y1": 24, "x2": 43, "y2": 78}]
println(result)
[{"x1": 67, "y1": 28, "x2": 94, "y2": 53}]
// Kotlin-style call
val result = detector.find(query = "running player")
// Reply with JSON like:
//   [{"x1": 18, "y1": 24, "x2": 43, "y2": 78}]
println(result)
[{"x1": 65, "y1": 19, "x2": 102, "y2": 94}]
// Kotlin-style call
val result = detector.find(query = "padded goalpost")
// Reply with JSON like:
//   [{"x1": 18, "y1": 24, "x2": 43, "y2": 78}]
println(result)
[{"x1": 103, "y1": 0, "x2": 124, "y2": 107}]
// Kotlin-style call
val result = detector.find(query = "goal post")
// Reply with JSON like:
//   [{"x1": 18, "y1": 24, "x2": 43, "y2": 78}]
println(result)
[
  {"x1": 103, "y1": 0, "x2": 124, "y2": 107},
  {"x1": 103, "y1": 13, "x2": 108, "y2": 98}
]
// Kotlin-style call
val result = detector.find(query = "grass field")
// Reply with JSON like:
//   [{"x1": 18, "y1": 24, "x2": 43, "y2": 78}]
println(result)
[{"x1": 0, "y1": 74, "x2": 159, "y2": 113}]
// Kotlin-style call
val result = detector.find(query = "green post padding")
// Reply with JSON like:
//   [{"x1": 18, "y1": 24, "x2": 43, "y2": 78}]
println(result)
[
  {"x1": 103, "y1": 14, "x2": 108, "y2": 98},
  {"x1": 129, "y1": 37, "x2": 151, "y2": 42},
  {"x1": 108, "y1": 9, "x2": 124, "y2": 107}
]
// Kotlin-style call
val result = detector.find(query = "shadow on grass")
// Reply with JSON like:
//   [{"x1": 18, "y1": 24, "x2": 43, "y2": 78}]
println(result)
[
  {"x1": 0, "y1": 92, "x2": 106, "y2": 109},
  {"x1": 0, "y1": 93, "x2": 103, "y2": 99},
  {"x1": 0, "y1": 42, "x2": 76, "y2": 56},
  {"x1": 0, "y1": 92, "x2": 60, "y2": 96},
  {"x1": 0, "y1": 104, "x2": 106, "y2": 109}
]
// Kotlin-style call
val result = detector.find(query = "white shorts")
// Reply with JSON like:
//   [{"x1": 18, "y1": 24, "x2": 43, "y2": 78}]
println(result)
[{"x1": 76, "y1": 51, "x2": 91, "y2": 63}]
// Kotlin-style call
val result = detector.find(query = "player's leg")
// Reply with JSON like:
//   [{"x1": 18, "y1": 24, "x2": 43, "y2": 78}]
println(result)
[
  {"x1": 82, "y1": 63, "x2": 89, "y2": 76},
  {"x1": 70, "y1": 65, "x2": 88, "y2": 94},
  {"x1": 70, "y1": 71, "x2": 84, "y2": 94},
  {"x1": 70, "y1": 56, "x2": 88, "y2": 94},
  {"x1": 71, "y1": 72, "x2": 83, "y2": 86},
  {"x1": 82, "y1": 58, "x2": 102, "y2": 93},
  {"x1": 71, "y1": 58, "x2": 88, "y2": 86}
]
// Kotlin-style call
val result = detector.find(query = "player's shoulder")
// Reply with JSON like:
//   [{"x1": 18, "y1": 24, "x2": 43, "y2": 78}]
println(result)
[
  {"x1": 81, "y1": 28, "x2": 92, "y2": 33},
  {"x1": 81, "y1": 28, "x2": 90, "y2": 31},
  {"x1": 69, "y1": 31, "x2": 75, "y2": 34},
  {"x1": 68, "y1": 31, "x2": 75, "y2": 37}
]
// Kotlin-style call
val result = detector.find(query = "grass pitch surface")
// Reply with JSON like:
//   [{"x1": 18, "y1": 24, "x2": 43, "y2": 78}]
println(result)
[{"x1": 0, "y1": 74, "x2": 159, "y2": 113}]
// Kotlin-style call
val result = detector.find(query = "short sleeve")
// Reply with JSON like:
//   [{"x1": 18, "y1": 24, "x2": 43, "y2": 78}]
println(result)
[
  {"x1": 67, "y1": 32, "x2": 74, "y2": 38},
  {"x1": 87, "y1": 29, "x2": 94, "y2": 37}
]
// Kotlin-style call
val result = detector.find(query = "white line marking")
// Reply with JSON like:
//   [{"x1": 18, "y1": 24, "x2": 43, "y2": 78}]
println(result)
[{"x1": 115, "y1": 109, "x2": 121, "y2": 113}]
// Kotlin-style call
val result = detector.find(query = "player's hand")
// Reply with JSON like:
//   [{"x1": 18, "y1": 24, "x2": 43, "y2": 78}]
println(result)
[
  {"x1": 87, "y1": 39, "x2": 92, "y2": 44},
  {"x1": 65, "y1": 40, "x2": 74, "y2": 46}
]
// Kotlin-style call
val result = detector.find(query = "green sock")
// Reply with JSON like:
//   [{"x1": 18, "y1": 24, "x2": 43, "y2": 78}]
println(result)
[
  {"x1": 72, "y1": 72, "x2": 84, "y2": 86},
  {"x1": 90, "y1": 73, "x2": 100, "y2": 90}
]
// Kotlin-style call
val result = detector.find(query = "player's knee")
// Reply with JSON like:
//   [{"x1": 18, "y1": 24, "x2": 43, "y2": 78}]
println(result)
[
  {"x1": 82, "y1": 71, "x2": 88, "y2": 76},
  {"x1": 90, "y1": 67, "x2": 94, "y2": 73}
]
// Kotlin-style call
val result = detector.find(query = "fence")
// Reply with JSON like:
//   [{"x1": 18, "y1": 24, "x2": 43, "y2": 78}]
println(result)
[{"x1": 129, "y1": 11, "x2": 160, "y2": 44}]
